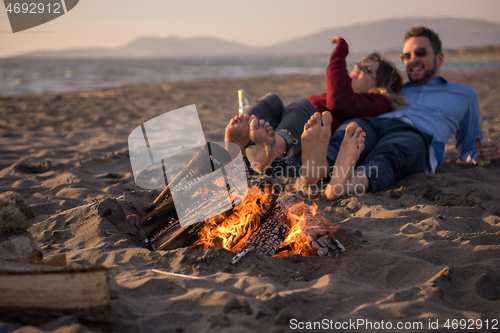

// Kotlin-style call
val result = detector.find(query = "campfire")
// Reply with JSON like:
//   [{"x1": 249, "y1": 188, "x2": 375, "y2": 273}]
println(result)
[{"x1": 135, "y1": 143, "x2": 345, "y2": 264}]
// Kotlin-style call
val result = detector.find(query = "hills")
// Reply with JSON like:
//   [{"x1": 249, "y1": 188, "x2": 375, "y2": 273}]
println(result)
[{"x1": 15, "y1": 17, "x2": 500, "y2": 58}]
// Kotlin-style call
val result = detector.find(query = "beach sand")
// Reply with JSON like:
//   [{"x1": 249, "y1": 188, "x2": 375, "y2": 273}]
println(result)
[{"x1": 1, "y1": 71, "x2": 500, "y2": 332}]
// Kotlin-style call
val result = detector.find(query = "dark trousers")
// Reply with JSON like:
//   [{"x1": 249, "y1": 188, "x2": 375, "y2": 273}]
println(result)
[
  {"x1": 326, "y1": 117, "x2": 433, "y2": 192},
  {"x1": 244, "y1": 93, "x2": 318, "y2": 153}
]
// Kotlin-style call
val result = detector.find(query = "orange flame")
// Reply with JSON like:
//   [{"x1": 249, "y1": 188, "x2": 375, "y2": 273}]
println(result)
[
  {"x1": 194, "y1": 187, "x2": 271, "y2": 252},
  {"x1": 274, "y1": 202, "x2": 337, "y2": 257}
]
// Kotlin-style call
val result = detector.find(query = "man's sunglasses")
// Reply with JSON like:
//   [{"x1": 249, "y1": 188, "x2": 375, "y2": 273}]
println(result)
[
  {"x1": 400, "y1": 47, "x2": 428, "y2": 61},
  {"x1": 353, "y1": 62, "x2": 373, "y2": 75}
]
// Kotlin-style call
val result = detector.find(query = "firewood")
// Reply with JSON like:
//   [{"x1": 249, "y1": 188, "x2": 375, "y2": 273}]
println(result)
[
  {"x1": 284, "y1": 197, "x2": 346, "y2": 257},
  {"x1": 0, "y1": 262, "x2": 113, "y2": 332},
  {"x1": 230, "y1": 195, "x2": 302, "y2": 264}
]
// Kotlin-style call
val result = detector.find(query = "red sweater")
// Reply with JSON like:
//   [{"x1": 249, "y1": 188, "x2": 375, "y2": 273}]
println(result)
[{"x1": 306, "y1": 38, "x2": 392, "y2": 131}]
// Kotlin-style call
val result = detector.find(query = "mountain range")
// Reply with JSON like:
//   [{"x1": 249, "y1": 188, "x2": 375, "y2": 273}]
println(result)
[{"x1": 15, "y1": 17, "x2": 500, "y2": 58}]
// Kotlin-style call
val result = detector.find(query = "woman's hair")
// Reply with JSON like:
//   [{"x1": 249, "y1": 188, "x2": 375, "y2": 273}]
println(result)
[{"x1": 362, "y1": 52, "x2": 406, "y2": 110}]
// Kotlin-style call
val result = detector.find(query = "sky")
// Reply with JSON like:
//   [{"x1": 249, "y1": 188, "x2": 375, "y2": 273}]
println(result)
[{"x1": 1, "y1": 0, "x2": 500, "y2": 58}]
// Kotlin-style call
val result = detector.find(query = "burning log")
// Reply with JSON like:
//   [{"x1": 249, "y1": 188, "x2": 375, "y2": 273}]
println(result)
[
  {"x1": 276, "y1": 198, "x2": 345, "y2": 257},
  {"x1": 230, "y1": 194, "x2": 302, "y2": 264},
  {"x1": 194, "y1": 181, "x2": 278, "y2": 252}
]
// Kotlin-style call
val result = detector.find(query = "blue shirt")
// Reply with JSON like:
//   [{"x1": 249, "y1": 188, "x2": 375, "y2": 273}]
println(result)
[{"x1": 379, "y1": 76, "x2": 480, "y2": 172}]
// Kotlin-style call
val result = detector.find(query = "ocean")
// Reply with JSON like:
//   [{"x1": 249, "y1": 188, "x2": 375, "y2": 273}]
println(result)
[{"x1": 1, "y1": 56, "x2": 500, "y2": 96}]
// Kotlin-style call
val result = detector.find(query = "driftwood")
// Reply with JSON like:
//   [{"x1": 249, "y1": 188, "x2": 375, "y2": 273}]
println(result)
[{"x1": 0, "y1": 261, "x2": 113, "y2": 332}]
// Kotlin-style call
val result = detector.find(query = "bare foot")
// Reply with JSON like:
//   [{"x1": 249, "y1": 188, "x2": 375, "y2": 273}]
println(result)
[
  {"x1": 300, "y1": 112, "x2": 332, "y2": 184},
  {"x1": 249, "y1": 115, "x2": 276, "y2": 172},
  {"x1": 225, "y1": 113, "x2": 250, "y2": 151},
  {"x1": 325, "y1": 122, "x2": 366, "y2": 200}
]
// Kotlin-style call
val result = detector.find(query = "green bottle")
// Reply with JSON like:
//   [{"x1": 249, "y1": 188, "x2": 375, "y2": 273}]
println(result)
[{"x1": 477, "y1": 120, "x2": 492, "y2": 167}]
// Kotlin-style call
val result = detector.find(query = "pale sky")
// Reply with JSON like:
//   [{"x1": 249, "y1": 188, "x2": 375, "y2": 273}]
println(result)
[{"x1": 1, "y1": 0, "x2": 500, "y2": 58}]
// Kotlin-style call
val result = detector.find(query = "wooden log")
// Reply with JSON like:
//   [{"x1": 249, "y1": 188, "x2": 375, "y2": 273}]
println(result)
[
  {"x1": 0, "y1": 262, "x2": 113, "y2": 332},
  {"x1": 0, "y1": 191, "x2": 35, "y2": 236},
  {"x1": 282, "y1": 197, "x2": 346, "y2": 257},
  {"x1": 231, "y1": 194, "x2": 302, "y2": 264}
]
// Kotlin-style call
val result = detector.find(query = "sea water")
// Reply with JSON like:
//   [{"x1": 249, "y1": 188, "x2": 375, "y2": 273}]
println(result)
[{"x1": 1, "y1": 56, "x2": 499, "y2": 96}]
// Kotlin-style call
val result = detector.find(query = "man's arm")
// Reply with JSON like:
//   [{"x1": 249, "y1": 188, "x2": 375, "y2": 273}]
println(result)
[
  {"x1": 455, "y1": 89, "x2": 481, "y2": 163},
  {"x1": 456, "y1": 88, "x2": 499, "y2": 165}
]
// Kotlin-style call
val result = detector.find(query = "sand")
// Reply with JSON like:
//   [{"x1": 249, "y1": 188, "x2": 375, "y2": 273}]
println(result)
[{"x1": 1, "y1": 71, "x2": 500, "y2": 333}]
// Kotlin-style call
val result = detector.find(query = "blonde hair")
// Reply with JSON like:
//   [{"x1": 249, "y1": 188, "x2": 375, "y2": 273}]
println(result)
[{"x1": 363, "y1": 52, "x2": 406, "y2": 110}]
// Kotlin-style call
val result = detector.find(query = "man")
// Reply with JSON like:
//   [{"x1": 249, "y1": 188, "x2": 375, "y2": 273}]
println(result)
[{"x1": 300, "y1": 26, "x2": 500, "y2": 199}]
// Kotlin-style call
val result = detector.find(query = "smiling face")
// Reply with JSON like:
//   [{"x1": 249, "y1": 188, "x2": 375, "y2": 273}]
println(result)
[
  {"x1": 403, "y1": 36, "x2": 443, "y2": 84},
  {"x1": 350, "y1": 61, "x2": 379, "y2": 92}
]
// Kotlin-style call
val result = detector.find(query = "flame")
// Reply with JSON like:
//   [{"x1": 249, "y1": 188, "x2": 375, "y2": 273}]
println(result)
[
  {"x1": 194, "y1": 187, "x2": 271, "y2": 252},
  {"x1": 274, "y1": 202, "x2": 337, "y2": 257}
]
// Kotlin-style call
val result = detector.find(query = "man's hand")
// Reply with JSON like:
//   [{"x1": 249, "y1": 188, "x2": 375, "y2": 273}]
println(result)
[{"x1": 475, "y1": 135, "x2": 500, "y2": 164}]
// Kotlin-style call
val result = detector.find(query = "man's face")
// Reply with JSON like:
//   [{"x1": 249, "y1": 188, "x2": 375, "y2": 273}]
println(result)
[{"x1": 402, "y1": 36, "x2": 443, "y2": 84}]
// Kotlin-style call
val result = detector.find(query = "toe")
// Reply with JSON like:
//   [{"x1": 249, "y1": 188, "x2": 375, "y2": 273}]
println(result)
[
  {"x1": 313, "y1": 112, "x2": 322, "y2": 124},
  {"x1": 249, "y1": 118, "x2": 259, "y2": 130},
  {"x1": 345, "y1": 122, "x2": 359, "y2": 137},
  {"x1": 358, "y1": 136, "x2": 365, "y2": 151},
  {"x1": 353, "y1": 126, "x2": 363, "y2": 138},
  {"x1": 321, "y1": 111, "x2": 332, "y2": 126}
]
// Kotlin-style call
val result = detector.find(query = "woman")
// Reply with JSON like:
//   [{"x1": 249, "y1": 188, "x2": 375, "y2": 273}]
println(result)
[{"x1": 225, "y1": 36, "x2": 404, "y2": 176}]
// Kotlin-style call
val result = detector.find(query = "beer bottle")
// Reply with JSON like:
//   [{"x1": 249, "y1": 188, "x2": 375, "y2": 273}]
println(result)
[
  {"x1": 477, "y1": 120, "x2": 492, "y2": 167},
  {"x1": 238, "y1": 89, "x2": 250, "y2": 114}
]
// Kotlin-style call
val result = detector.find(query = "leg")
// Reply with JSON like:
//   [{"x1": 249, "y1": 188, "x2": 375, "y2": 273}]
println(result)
[
  {"x1": 321, "y1": 117, "x2": 428, "y2": 198},
  {"x1": 358, "y1": 130, "x2": 429, "y2": 193},
  {"x1": 300, "y1": 112, "x2": 333, "y2": 184},
  {"x1": 325, "y1": 118, "x2": 378, "y2": 167},
  {"x1": 249, "y1": 96, "x2": 318, "y2": 172},
  {"x1": 244, "y1": 93, "x2": 285, "y2": 129},
  {"x1": 225, "y1": 92, "x2": 284, "y2": 153},
  {"x1": 324, "y1": 123, "x2": 366, "y2": 200},
  {"x1": 276, "y1": 97, "x2": 319, "y2": 155}
]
